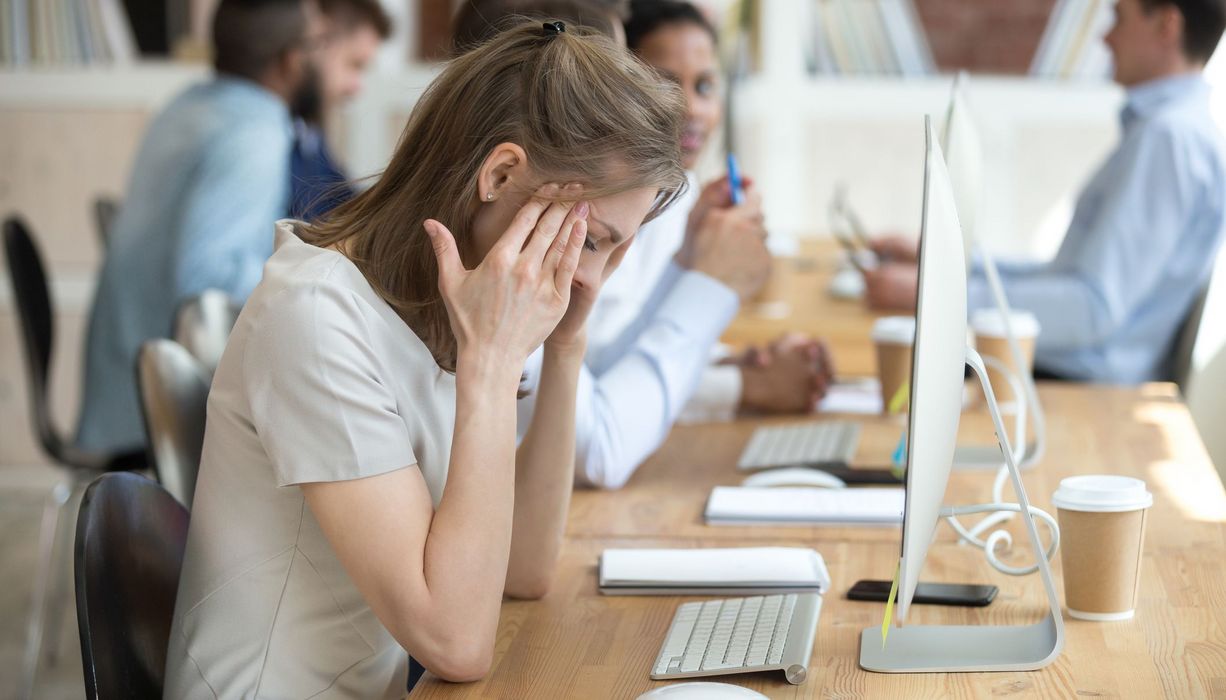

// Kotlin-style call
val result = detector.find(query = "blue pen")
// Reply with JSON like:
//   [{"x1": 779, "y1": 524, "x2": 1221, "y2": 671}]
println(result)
[{"x1": 726, "y1": 153, "x2": 745, "y2": 206}]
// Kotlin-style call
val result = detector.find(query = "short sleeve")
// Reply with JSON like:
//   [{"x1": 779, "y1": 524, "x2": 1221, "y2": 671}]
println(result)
[{"x1": 243, "y1": 281, "x2": 416, "y2": 486}]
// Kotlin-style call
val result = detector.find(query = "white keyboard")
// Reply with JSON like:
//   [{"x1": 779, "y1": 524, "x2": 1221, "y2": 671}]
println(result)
[
  {"x1": 650, "y1": 594, "x2": 821, "y2": 685},
  {"x1": 737, "y1": 421, "x2": 861, "y2": 471}
]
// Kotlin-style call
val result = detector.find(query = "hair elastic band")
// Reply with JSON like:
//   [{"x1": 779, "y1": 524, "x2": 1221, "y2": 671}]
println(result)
[{"x1": 542, "y1": 21, "x2": 566, "y2": 36}]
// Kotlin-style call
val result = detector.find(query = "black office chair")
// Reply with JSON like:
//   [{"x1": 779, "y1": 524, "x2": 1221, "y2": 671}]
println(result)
[
  {"x1": 93, "y1": 197, "x2": 119, "y2": 249},
  {"x1": 1168, "y1": 281, "x2": 1212, "y2": 393},
  {"x1": 3, "y1": 216, "x2": 145, "y2": 699},
  {"x1": 74, "y1": 472, "x2": 189, "y2": 700}
]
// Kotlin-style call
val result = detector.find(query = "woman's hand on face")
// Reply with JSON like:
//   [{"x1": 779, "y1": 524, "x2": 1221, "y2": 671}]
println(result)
[{"x1": 425, "y1": 185, "x2": 589, "y2": 368}]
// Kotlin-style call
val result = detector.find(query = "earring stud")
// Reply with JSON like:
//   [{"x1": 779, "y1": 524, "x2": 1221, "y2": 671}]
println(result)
[{"x1": 486, "y1": 193, "x2": 494, "y2": 200}]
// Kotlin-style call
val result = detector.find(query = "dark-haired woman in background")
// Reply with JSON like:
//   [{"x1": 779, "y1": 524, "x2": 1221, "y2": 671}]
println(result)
[{"x1": 515, "y1": 0, "x2": 838, "y2": 490}]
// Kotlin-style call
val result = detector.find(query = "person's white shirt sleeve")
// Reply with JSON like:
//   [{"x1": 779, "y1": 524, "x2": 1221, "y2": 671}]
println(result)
[{"x1": 518, "y1": 262, "x2": 740, "y2": 489}]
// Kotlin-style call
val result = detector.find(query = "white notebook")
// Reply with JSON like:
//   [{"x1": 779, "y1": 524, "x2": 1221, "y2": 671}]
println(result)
[
  {"x1": 599, "y1": 547, "x2": 831, "y2": 596},
  {"x1": 705, "y1": 486, "x2": 905, "y2": 526}
]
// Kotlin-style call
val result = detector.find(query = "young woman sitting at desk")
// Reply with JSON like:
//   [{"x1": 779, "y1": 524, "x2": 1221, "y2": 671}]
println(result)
[{"x1": 163, "y1": 22, "x2": 687, "y2": 698}]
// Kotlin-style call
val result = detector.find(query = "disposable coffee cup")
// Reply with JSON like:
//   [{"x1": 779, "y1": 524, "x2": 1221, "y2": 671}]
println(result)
[
  {"x1": 971, "y1": 309, "x2": 1040, "y2": 410},
  {"x1": 872, "y1": 316, "x2": 915, "y2": 414},
  {"x1": 1052, "y1": 475, "x2": 1153, "y2": 621}
]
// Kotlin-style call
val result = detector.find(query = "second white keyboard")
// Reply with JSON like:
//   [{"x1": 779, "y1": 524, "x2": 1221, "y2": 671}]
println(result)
[{"x1": 738, "y1": 421, "x2": 862, "y2": 471}]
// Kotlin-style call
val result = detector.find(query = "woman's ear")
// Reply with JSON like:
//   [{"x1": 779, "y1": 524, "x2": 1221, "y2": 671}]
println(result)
[{"x1": 477, "y1": 143, "x2": 530, "y2": 203}]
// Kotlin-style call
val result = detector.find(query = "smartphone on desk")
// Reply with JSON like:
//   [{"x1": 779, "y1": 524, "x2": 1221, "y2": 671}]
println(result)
[{"x1": 847, "y1": 580, "x2": 998, "y2": 607}]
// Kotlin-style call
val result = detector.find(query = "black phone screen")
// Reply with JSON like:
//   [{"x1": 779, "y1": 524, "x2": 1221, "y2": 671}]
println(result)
[{"x1": 847, "y1": 579, "x2": 997, "y2": 607}]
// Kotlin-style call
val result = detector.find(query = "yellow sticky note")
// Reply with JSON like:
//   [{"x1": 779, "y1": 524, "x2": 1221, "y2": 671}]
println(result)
[
  {"x1": 881, "y1": 561, "x2": 900, "y2": 649},
  {"x1": 887, "y1": 380, "x2": 910, "y2": 415}
]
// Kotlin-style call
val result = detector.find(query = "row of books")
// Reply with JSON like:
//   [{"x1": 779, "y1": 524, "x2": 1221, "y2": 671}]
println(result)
[
  {"x1": 1030, "y1": 0, "x2": 1114, "y2": 80},
  {"x1": 805, "y1": 0, "x2": 936, "y2": 77},
  {"x1": 0, "y1": 0, "x2": 138, "y2": 67}
]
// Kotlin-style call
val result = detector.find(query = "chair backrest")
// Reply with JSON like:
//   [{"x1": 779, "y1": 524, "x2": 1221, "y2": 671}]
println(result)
[
  {"x1": 1170, "y1": 282, "x2": 1212, "y2": 391},
  {"x1": 137, "y1": 339, "x2": 210, "y2": 508},
  {"x1": 74, "y1": 472, "x2": 188, "y2": 700},
  {"x1": 93, "y1": 197, "x2": 119, "y2": 249},
  {"x1": 3, "y1": 216, "x2": 66, "y2": 460},
  {"x1": 173, "y1": 289, "x2": 241, "y2": 374}
]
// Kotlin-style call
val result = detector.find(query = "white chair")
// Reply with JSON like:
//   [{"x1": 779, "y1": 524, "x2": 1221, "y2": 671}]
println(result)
[
  {"x1": 173, "y1": 289, "x2": 241, "y2": 374},
  {"x1": 136, "y1": 339, "x2": 211, "y2": 508}
]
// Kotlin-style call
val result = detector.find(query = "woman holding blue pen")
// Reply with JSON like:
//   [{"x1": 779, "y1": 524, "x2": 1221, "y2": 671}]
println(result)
[
  {"x1": 520, "y1": 0, "x2": 837, "y2": 489},
  {"x1": 727, "y1": 153, "x2": 745, "y2": 206}
]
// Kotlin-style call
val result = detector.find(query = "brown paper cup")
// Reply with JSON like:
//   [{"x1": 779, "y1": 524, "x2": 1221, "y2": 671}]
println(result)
[
  {"x1": 872, "y1": 317, "x2": 915, "y2": 415},
  {"x1": 1053, "y1": 475, "x2": 1153, "y2": 621},
  {"x1": 975, "y1": 335, "x2": 1035, "y2": 407},
  {"x1": 1057, "y1": 508, "x2": 1148, "y2": 620},
  {"x1": 875, "y1": 342, "x2": 912, "y2": 414},
  {"x1": 971, "y1": 309, "x2": 1039, "y2": 410}
]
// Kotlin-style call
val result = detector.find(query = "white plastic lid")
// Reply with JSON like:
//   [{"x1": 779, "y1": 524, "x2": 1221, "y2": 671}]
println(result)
[
  {"x1": 872, "y1": 316, "x2": 916, "y2": 345},
  {"x1": 971, "y1": 309, "x2": 1041, "y2": 338},
  {"x1": 1052, "y1": 475, "x2": 1153, "y2": 513}
]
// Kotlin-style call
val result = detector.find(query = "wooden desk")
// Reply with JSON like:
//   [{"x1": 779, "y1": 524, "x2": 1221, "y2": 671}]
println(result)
[
  {"x1": 411, "y1": 243, "x2": 1226, "y2": 698},
  {"x1": 413, "y1": 383, "x2": 1226, "y2": 698},
  {"x1": 724, "y1": 240, "x2": 888, "y2": 377}
]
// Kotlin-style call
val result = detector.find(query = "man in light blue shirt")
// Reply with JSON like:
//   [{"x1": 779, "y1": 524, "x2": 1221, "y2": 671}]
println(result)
[
  {"x1": 77, "y1": 0, "x2": 325, "y2": 454},
  {"x1": 865, "y1": 0, "x2": 1226, "y2": 384}
]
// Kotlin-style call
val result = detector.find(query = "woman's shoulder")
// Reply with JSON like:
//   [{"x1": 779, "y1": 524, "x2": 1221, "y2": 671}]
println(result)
[{"x1": 239, "y1": 221, "x2": 436, "y2": 369}]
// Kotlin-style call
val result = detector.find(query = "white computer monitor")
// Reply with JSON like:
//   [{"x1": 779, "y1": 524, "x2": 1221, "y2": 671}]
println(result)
[
  {"x1": 941, "y1": 73, "x2": 1048, "y2": 473},
  {"x1": 858, "y1": 117, "x2": 1063, "y2": 673},
  {"x1": 941, "y1": 72, "x2": 983, "y2": 264},
  {"x1": 896, "y1": 117, "x2": 968, "y2": 624}
]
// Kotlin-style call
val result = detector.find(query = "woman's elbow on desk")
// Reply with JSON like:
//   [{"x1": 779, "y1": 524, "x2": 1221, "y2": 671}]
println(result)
[
  {"x1": 504, "y1": 571, "x2": 555, "y2": 600},
  {"x1": 406, "y1": 626, "x2": 495, "y2": 683},
  {"x1": 418, "y1": 646, "x2": 494, "y2": 684},
  {"x1": 577, "y1": 450, "x2": 636, "y2": 491}
]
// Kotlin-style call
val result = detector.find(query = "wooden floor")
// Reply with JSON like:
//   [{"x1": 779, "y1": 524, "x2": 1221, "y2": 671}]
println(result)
[{"x1": 0, "y1": 467, "x2": 86, "y2": 700}]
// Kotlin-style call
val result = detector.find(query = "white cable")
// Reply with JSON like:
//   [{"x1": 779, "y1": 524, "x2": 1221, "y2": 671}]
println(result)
[
  {"x1": 948, "y1": 354, "x2": 1025, "y2": 544},
  {"x1": 978, "y1": 241, "x2": 1047, "y2": 469},
  {"x1": 941, "y1": 502, "x2": 1060, "y2": 576}
]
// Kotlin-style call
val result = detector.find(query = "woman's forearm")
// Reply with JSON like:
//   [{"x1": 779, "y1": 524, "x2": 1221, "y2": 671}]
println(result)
[
  {"x1": 420, "y1": 350, "x2": 523, "y2": 641},
  {"x1": 505, "y1": 341, "x2": 585, "y2": 597}
]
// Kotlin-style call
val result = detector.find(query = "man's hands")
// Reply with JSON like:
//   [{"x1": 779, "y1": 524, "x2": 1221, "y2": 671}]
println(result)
[
  {"x1": 735, "y1": 333, "x2": 836, "y2": 414},
  {"x1": 868, "y1": 234, "x2": 919, "y2": 263},
  {"x1": 862, "y1": 261, "x2": 919, "y2": 311},
  {"x1": 676, "y1": 176, "x2": 771, "y2": 302}
]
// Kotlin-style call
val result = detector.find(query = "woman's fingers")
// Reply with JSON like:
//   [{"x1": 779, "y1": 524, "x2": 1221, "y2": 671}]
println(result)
[
  {"x1": 542, "y1": 200, "x2": 587, "y2": 273},
  {"x1": 424, "y1": 219, "x2": 463, "y2": 292},
  {"x1": 492, "y1": 187, "x2": 555, "y2": 256},
  {"x1": 525, "y1": 199, "x2": 577, "y2": 261},
  {"x1": 553, "y1": 218, "x2": 586, "y2": 292}
]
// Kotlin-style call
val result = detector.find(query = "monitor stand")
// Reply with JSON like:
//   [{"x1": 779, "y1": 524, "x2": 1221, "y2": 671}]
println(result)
[
  {"x1": 858, "y1": 346, "x2": 1065, "y2": 673},
  {"x1": 954, "y1": 242, "x2": 1046, "y2": 472}
]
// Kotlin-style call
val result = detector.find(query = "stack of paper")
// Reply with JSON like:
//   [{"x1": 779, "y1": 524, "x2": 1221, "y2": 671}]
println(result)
[
  {"x1": 705, "y1": 486, "x2": 904, "y2": 526},
  {"x1": 818, "y1": 378, "x2": 884, "y2": 415},
  {"x1": 598, "y1": 547, "x2": 832, "y2": 596}
]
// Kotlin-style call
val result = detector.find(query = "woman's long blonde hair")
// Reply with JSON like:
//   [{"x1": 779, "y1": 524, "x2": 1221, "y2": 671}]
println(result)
[{"x1": 301, "y1": 21, "x2": 687, "y2": 370}]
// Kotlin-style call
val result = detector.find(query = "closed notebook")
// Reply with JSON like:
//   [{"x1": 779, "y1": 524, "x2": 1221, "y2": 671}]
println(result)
[
  {"x1": 705, "y1": 486, "x2": 905, "y2": 525},
  {"x1": 598, "y1": 547, "x2": 831, "y2": 596}
]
